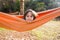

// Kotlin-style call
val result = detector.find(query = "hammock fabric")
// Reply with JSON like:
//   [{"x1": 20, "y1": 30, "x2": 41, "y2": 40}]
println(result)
[{"x1": 0, "y1": 7, "x2": 60, "y2": 32}]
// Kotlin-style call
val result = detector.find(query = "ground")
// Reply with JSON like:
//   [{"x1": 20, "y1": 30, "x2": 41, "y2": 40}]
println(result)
[{"x1": 0, "y1": 20, "x2": 60, "y2": 40}]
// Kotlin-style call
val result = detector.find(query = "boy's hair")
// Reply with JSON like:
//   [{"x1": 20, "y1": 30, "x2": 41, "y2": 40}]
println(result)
[{"x1": 24, "y1": 9, "x2": 36, "y2": 20}]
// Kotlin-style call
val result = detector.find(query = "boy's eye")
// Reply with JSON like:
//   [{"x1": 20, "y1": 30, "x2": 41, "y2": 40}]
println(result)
[
  {"x1": 27, "y1": 16, "x2": 29, "y2": 17},
  {"x1": 30, "y1": 16, "x2": 33, "y2": 17}
]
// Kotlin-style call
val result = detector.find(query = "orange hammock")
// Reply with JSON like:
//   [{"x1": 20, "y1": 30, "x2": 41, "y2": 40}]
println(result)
[{"x1": 0, "y1": 7, "x2": 60, "y2": 32}]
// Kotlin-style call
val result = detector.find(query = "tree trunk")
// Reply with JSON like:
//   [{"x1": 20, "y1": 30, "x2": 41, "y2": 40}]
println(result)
[{"x1": 20, "y1": 0, "x2": 24, "y2": 15}]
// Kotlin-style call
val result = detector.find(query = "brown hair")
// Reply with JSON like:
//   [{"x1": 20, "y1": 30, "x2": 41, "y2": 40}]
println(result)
[{"x1": 24, "y1": 10, "x2": 36, "y2": 20}]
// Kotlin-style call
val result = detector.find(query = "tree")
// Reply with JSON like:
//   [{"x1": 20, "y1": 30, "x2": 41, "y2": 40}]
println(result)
[
  {"x1": 35, "y1": 2, "x2": 46, "y2": 11},
  {"x1": 20, "y1": 0, "x2": 24, "y2": 15},
  {"x1": 25, "y1": 0, "x2": 46, "y2": 12},
  {"x1": 0, "y1": 0, "x2": 15, "y2": 13}
]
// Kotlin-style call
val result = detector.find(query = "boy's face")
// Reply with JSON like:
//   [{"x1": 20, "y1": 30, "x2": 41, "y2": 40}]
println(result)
[{"x1": 25, "y1": 12, "x2": 34, "y2": 22}]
